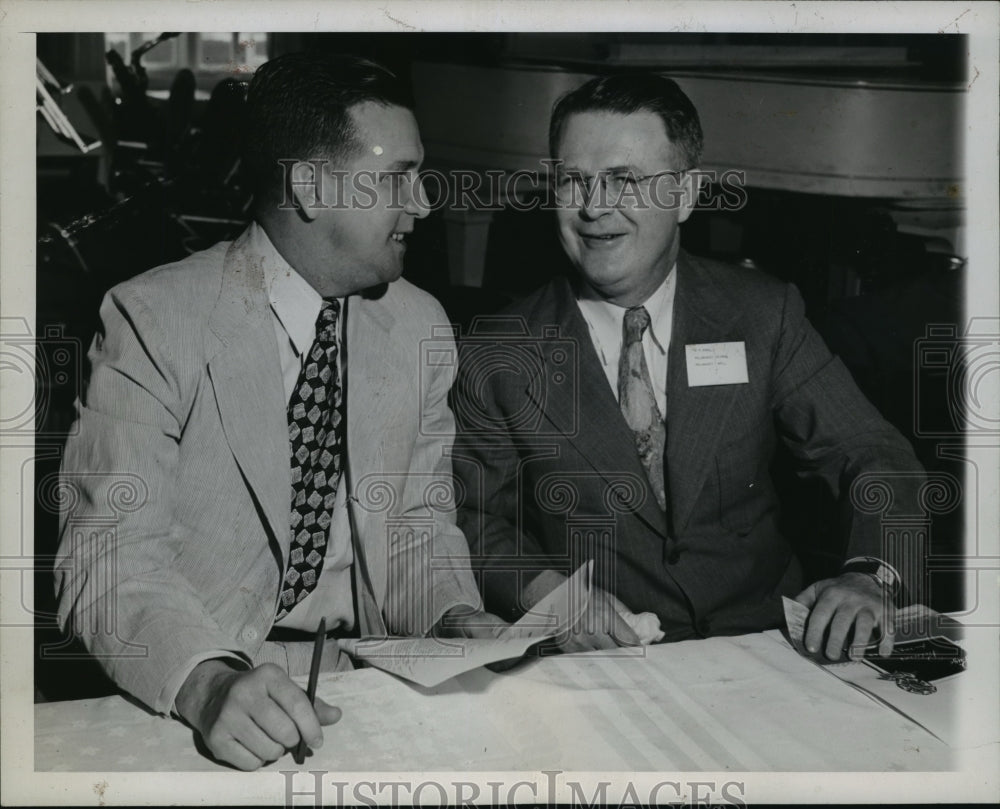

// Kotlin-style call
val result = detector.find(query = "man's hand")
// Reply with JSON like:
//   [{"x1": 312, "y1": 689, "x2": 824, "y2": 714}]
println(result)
[
  {"x1": 432, "y1": 606, "x2": 510, "y2": 639},
  {"x1": 620, "y1": 608, "x2": 666, "y2": 645},
  {"x1": 561, "y1": 587, "x2": 643, "y2": 651},
  {"x1": 795, "y1": 572, "x2": 895, "y2": 661},
  {"x1": 431, "y1": 605, "x2": 522, "y2": 672},
  {"x1": 525, "y1": 570, "x2": 641, "y2": 653},
  {"x1": 175, "y1": 659, "x2": 342, "y2": 771}
]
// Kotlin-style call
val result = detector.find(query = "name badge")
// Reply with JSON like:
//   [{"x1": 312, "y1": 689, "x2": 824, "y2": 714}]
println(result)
[{"x1": 685, "y1": 341, "x2": 749, "y2": 387}]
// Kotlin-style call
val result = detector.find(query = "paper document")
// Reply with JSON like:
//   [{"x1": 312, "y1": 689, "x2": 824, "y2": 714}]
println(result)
[
  {"x1": 502, "y1": 559, "x2": 594, "y2": 640},
  {"x1": 781, "y1": 595, "x2": 813, "y2": 657},
  {"x1": 341, "y1": 561, "x2": 593, "y2": 687}
]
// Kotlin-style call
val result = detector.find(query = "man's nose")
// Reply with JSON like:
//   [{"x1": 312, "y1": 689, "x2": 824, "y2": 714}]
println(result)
[
  {"x1": 403, "y1": 174, "x2": 430, "y2": 220},
  {"x1": 579, "y1": 180, "x2": 613, "y2": 220}
]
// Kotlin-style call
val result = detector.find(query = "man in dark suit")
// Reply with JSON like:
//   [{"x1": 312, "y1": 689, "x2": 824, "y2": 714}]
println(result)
[{"x1": 452, "y1": 73, "x2": 924, "y2": 661}]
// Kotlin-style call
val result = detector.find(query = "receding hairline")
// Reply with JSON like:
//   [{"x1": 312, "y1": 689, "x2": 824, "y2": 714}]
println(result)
[
  {"x1": 550, "y1": 108, "x2": 685, "y2": 165},
  {"x1": 548, "y1": 74, "x2": 704, "y2": 168}
]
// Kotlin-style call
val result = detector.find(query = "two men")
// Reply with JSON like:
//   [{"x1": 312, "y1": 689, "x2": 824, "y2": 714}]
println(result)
[
  {"x1": 56, "y1": 54, "x2": 924, "y2": 770},
  {"x1": 453, "y1": 74, "x2": 924, "y2": 659},
  {"x1": 55, "y1": 53, "x2": 499, "y2": 771}
]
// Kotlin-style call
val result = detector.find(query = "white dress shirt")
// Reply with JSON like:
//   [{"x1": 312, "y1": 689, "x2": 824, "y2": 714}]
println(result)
[
  {"x1": 254, "y1": 223, "x2": 356, "y2": 633},
  {"x1": 575, "y1": 267, "x2": 676, "y2": 418}
]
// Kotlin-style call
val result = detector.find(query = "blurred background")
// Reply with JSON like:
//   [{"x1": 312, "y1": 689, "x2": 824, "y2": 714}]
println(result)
[{"x1": 34, "y1": 31, "x2": 967, "y2": 701}]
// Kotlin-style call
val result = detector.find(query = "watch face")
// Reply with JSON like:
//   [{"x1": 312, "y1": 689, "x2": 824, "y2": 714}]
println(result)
[
  {"x1": 865, "y1": 636, "x2": 967, "y2": 683},
  {"x1": 844, "y1": 559, "x2": 899, "y2": 595},
  {"x1": 874, "y1": 564, "x2": 897, "y2": 589}
]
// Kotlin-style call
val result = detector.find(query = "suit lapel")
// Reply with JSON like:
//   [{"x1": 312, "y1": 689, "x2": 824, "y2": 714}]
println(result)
[
  {"x1": 667, "y1": 252, "x2": 743, "y2": 533},
  {"x1": 207, "y1": 234, "x2": 291, "y2": 556},
  {"x1": 342, "y1": 292, "x2": 404, "y2": 610},
  {"x1": 530, "y1": 278, "x2": 668, "y2": 537}
]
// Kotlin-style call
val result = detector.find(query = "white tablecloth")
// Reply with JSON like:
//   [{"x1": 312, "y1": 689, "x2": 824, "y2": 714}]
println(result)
[{"x1": 35, "y1": 629, "x2": 954, "y2": 772}]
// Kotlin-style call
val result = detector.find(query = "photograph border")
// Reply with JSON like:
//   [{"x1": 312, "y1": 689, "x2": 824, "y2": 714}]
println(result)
[{"x1": 2, "y1": 1, "x2": 998, "y2": 805}]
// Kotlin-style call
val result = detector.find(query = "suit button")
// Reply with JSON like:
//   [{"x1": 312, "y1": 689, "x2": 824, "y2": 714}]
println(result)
[
  {"x1": 240, "y1": 627, "x2": 258, "y2": 643},
  {"x1": 665, "y1": 546, "x2": 681, "y2": 565}
]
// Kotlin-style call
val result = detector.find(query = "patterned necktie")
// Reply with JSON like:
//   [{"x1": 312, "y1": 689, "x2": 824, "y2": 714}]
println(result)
[
  {"x1": 276, "y1": 299, "x2": 344, "y2": 620},
  {"x1": 618, "y1": 305, "x2": 667, "y2": 512}
]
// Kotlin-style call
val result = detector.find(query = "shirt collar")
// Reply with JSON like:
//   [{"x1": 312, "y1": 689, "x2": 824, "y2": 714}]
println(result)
[
  {"x1": 576, "y1": 265, "x2": 676, "y2": 354},
  {"x1": 250, "y1": 222, "x2": 324, "y2": 358}
]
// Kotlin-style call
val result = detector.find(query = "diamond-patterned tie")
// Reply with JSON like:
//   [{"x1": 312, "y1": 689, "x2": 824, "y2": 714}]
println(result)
[
  {"x1": 276, "y1": 299, "x2": 344, "y2": 620},
  {"x1": 618, "y1": 306, "x2": 667, "y2": 512}
]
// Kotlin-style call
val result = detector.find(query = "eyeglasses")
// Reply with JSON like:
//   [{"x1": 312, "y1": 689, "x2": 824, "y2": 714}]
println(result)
[{"x1": 551, "y1": 168, "x2": 689, "y2": 204}]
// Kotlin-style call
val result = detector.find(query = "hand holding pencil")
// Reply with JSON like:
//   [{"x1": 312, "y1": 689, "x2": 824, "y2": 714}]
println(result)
[
  {"x1": 293, "y1": 618, "x2": 328, "y2": 764},
  {"x1": 174, "y1": 622, "x2": 341, "y2": 771}
]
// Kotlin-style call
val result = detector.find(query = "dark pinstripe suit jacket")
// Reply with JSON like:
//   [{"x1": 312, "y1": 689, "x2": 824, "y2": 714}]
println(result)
[{"x1": 453, "y1": 250, "x2": 924, "y2": 640}]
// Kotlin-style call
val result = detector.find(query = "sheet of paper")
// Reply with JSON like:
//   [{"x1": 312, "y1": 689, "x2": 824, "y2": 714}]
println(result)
[
  {"x1": 781, "y1": 594, "x2": 813, "y2": 656},
  {"x1": 685, "y1": 341, "x2": 749, "y2": 387},
  {"x1": 336, "y1": 635, "x2": 547, "y2": 688},
  {"x1": 342, "y1": 561, "x2": 593, "y2": 687},
  {"x1": 502, "y1": 559, "x2": 594, "y2": 640}
]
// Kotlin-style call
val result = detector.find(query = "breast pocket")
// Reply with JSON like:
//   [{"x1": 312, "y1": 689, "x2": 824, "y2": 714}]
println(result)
[{"x1": 715, "y1": 431, "x2": 770, "y2": 535}]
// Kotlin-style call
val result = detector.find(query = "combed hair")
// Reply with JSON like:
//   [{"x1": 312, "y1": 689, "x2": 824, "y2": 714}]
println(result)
[
  {"x1": 243, "y1": 52, "x2": 413, "y2": 205},
  {"x1": 549, "y1": 73, "x2": 704, "y2": 168}
]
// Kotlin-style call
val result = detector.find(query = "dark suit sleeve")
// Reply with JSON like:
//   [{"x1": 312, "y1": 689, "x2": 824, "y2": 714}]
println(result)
[
  {"x1": 769, "y1": 282, "x2": 927, "y2": 601},
  {"x1": 450, "y1": 340, "x2": 561, "y2": 620}
]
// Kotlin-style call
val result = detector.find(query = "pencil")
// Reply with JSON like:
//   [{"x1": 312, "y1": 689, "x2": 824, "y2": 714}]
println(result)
[{"x1": 293, "y1": 618, "x2": 327, "y2": 765}]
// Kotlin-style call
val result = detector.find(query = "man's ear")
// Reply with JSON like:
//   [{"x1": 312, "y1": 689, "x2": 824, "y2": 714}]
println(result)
[
  {"x1": 677, "y1": 169, "x2": 701, "y2": 225},
  {"x1": 289, "y1": 160, "x2": 325, "y2": 221}
]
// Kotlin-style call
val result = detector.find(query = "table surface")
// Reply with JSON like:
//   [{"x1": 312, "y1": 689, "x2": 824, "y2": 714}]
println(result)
[{"x1": 35, "y1": 629, "x2": 956, "y2": 772}]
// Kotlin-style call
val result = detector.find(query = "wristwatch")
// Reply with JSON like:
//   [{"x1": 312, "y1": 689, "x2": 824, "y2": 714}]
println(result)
[{"x1": 841, "y1": 556, "x2": 902, "y2": 603}]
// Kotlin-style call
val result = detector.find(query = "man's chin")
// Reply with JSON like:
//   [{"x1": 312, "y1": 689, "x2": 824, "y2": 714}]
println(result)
[
  {"x1": 360, "y1": 282, "x2": 390, "y2": 300},
  {"x1": 578, "y1": 263, "x2": 630, "y2": 295},
  {"x1": 366, "y1": 263, "x2": 406, "y2": 296}
]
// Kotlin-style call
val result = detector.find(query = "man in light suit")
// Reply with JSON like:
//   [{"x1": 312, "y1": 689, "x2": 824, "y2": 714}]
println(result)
[
  {"x1": 55, "y1": 53, "x2": 499, "y2": 771},
  {"x1": 453, "y1": 74, "x2": 925, "y2": 661}
]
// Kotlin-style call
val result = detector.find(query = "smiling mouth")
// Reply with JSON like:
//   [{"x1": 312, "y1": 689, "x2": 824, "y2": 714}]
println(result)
[
  {"x1": 579, "y1": 233, "x2": 625, "y2": 246},
  {"x1": 390, "y1": 232, "x2": 408, "y2": 243}
]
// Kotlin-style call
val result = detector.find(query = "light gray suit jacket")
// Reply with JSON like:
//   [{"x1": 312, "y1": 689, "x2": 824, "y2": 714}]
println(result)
[{"x1": 55, "y1": 226, "x2": 481, "y2": 714}]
